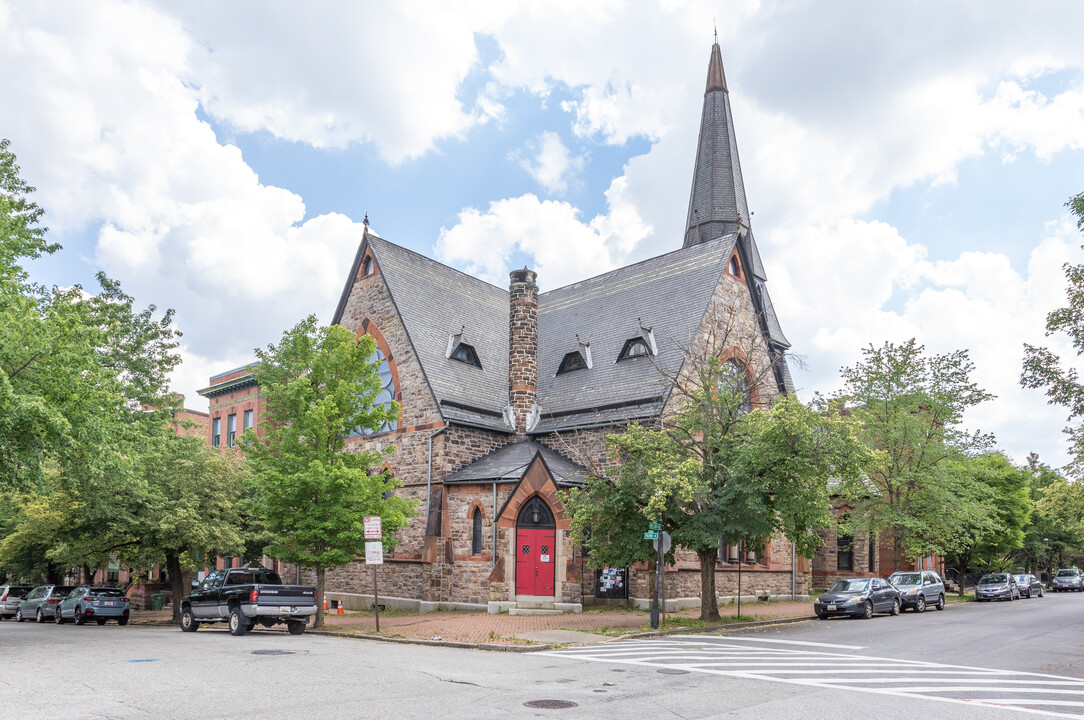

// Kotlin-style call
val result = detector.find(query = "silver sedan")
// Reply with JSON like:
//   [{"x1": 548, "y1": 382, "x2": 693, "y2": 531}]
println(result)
[{"x1": 55, "y1": 586, "x2": 131, "y2": 625}]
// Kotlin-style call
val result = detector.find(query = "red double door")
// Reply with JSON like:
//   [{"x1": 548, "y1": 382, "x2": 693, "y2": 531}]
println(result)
[{"x1": 515, "y1": 527, "x2": 556, "y2": 596}]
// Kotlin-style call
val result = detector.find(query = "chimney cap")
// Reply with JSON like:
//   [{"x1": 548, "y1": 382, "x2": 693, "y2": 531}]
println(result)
[{"x1": 509, "y1": 268, "x2": 537, "y2": 286}]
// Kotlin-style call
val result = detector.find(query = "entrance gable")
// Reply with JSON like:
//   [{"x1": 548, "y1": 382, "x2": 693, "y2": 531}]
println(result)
[{"x1": 496, "y1": 452, "x2": 571, "y2": 531}]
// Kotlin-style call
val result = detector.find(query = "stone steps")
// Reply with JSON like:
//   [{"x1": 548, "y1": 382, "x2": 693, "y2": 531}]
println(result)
[{"x1": 508, "y1": 607, "x2": 565, "y2": 616}]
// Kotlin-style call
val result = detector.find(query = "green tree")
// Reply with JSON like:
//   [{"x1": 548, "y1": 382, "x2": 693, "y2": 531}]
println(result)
[
  {"x1": 241, "y1": 316, "x2": 416, "y2": 628},
  {"x1": 940, "y1": 453, "x2": 1032, "y2": 595},
  {"x1": 564, "y1": 304, "x2": 867, "y2": 621},
  {"x1": 0, "y1": 138, "x2": 181, "y2": 582},
  {"x1": 835, "y1": 340, "x2": 995, "y2": 568},
  {"x1": 135, "y1": 433, "x2": 249, "y2": 620},
  {"x1": 1022, "y1": 191, "x2": 1084, "y2": 474},
  {"x1": 1011, "y1": 454, "x2": 1079, "y2": 577}
]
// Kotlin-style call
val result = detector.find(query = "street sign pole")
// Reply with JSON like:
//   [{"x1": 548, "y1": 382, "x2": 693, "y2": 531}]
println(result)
[
  {"x1": 364, "y1": 517, "x2": 383, "y2": 632},
  {"x1": 651, "y1": 539, "x2": 662, "y2": 629},
  {"x1": 373, "y1": 565, "x2": 380, "y2": 632}
]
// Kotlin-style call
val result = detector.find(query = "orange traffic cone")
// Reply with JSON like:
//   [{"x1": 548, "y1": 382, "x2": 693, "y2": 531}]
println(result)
[
  {"x1": 337, "y1": 600, "x2": 344, "y2": 615},
  {"x1": 322, "y1": 596, "x2": 328, "y2": 611}
]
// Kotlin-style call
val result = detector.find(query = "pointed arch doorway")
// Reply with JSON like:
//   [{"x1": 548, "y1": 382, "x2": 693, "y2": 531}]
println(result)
[{"x1": 515, "y1": 496, "x2": 556, "y2": 596}]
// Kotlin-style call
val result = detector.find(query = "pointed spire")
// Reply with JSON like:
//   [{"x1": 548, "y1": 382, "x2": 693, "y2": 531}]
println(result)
[
  {"x1": 683, "y1": 38, "x2": 764, "y2": 283},
  {"x1": 705, "y1": 41, "x2": 728, "y2": 94}
]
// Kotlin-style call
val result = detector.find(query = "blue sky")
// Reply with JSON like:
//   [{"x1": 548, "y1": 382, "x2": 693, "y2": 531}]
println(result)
[{"x1": 4, "y1": 0, "x2": 1084, "y2": 469}]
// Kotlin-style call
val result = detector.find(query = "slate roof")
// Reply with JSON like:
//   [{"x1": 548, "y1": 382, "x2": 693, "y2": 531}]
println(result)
[
  {"x1": 535, "y1": 236, "x2": 737, "y2": 432},
  {"x1": 443, "y1": 439, "x2": 587, "y2": 487}
]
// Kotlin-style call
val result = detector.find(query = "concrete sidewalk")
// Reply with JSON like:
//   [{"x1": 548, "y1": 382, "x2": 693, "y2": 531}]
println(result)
[{"x1": 130, "y1": 599, "x2": 814, "y2": 646}]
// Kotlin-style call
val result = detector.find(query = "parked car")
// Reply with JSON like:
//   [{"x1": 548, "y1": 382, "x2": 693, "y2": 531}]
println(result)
[
  {"x1": 1014, "y1": 574, "x2": 1044, "y2": 598},
  {"x1": 0, "y1": 584, "x2": 33, "y2": 620},
  {"x1": 975, "y1": 573, "x2": 1021, "y2": 601},
  {"x1": 180, "y1": 567, "x2": 317, "y2": 635},
  {"x1": 1052, "y1": 568, "x2": 1083, "y2": 592},
  {"x1": 888, "y1": 570, "x2": 946, "y2": 612},
  {"x1": 17, "y1": 584, "x2": 75, "y2": 622},
  {"x1": 815, "y1": 577, "x2": 901, "y2": 619},
  {"x1": 55, "y1": 586, "x2": 130, "y2": 625}
]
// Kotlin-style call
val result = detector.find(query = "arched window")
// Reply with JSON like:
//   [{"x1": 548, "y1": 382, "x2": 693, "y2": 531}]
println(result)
[
  {"x1": 718, "y1": 358, "x2": 752, "y2": 413},
  {"x1": 728, "y1": 254, "x2": 741, "y2": 277},
  {"x1": 618, "y1": 337, "x2": 651, "y2": 361},
  {"x1": 471, "y1": 508, "x2": 483, "y2": 555},
  {"x1": 349, "y1": 345, "x2": 398, "y2": 437},
  {"x1": 362, "y1": 254, "x2": 374, "y2": 276}
]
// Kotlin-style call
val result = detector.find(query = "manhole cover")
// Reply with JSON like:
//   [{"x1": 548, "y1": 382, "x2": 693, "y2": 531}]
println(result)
[
  {"x1": 523, "y1": 700, "x2": 579, "y2": 709},
  {"x1": 657, "y1": 668, "x2": 688, "y2": 675},
  {"x1": 251, "y1": 649, "x2": 295, "y2": 656}
]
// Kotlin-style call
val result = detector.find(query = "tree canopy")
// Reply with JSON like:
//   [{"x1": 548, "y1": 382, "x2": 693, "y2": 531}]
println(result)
[
  {"x1": 1021, "y1": 190, "x2": 1084, "y2": 474},
  {"x1": 242, "y1": 316, "x2": 415, "y2": 627},
  {"x1": 834, "y1": 339, "x2": 995, "y2": 566}
]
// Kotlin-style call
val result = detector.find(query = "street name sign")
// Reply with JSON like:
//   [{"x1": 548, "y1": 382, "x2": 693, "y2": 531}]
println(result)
[{"x1": 643, "y1": 531, "x2": 659, "y2": 540}]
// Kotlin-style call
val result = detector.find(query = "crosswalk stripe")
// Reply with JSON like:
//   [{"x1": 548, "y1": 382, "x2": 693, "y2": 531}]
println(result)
[{"x1": 542, "y1": 636, "x2": 1084, "y2": 717}]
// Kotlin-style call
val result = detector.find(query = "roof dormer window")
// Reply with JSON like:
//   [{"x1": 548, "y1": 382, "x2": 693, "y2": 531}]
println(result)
[
  {"x1": 618, "y1": 337, "x2": 651, "y2": 360},
  {"x1": 558, "y1": 351, "x2": 587, "y2": 374},
  {"x1": 557, "y1": 337, "x2": 592, "y2": 375},
  {"x1": 446, "y1": 327, "x2": 482, "y2": 368},
  {"x1": 451, "y1": 342, "x2": 481, "y2": 368},
  {"x1": 617, "y1": 320, "x2": 658, "y2": 362},
  {"x1": 728, "y1": 254, "x2": 741, "y2": 277}
]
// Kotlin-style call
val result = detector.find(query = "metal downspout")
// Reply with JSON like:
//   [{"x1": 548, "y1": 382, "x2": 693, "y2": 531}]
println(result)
[
  {"x1": 492, "y1": 482, "x2": 498, "y2": 570},
  {"x1": 426, "y1": 425, "x2": 448, "y2": 528}
]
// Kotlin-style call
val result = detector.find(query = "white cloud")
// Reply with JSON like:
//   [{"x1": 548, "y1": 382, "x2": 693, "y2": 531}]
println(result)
[{"x1": 515, "y1": 132, "x2": 582, "y2": 194}]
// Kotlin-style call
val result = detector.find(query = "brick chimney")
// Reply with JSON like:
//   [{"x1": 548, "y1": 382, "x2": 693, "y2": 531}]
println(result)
[{"x1": 508, "y1": 268, "x2": 538, "y2": 435}]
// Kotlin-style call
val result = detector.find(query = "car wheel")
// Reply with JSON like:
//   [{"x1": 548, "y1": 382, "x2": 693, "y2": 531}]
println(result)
[
  {"x1": 890, "y1": 598, "x2": 900, "y2": 616},
  {"x1": 861, "y1": 600, "x2": 873, "y2": 619},
  {"x1": 180, "y1": 607, "x2": 199, "y2": 632},
  {"x1": 228, "y1": 607, "x2": 248, "y2": 636},
  {"x1": 287, "y1": 620, "x2": 306, "y2": 635},
  {"x1": 74, "y1": 607, "x2": 85, "y2": 625},
  {"x1": 96, "y1": 618, "x2": 106, "y2": 625},
  {"x1": 816, "y1": 612, "x2": 828, "y2": 620},
  {"x1": 55, "y1": 607, "x2": 65, "y2": 624},
  {"x1": 915, "y1": 595, "x2": 926, "y2": 613},
  {"x1": 15, "y1": 608, "x2": 23, "y2": 622},
  {"x1": 35, "y1": 608, "x2": 44, "y2": 623},
  {"x1": 935, "y1": 594, "x2": 945, "y2": 610},
  {"x1": 117, "y1": 616, "x2": 128, "y2": 626}
]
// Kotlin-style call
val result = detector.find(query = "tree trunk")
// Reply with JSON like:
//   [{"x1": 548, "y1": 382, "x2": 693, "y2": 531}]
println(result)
[
  {"x1": 697, "y1": 547, "x2": 720, "y2": 622},
  {"x1": 314, "y1": 563, "x2": 325, "y2": 629},
  {"x1": 957, "y1": 553, "x2": 969, "y2": 597},
  {"x1": 46, "y1": 562, "x2": 61, "y2": 585},
  {"x1": 892, "y1": 530, "x2": 904, "y2": 574},
  {"x1": 165, "y1": 551, "x2": 186, "y2": 622},
  {"x1": 82, "y1": 563, "x2": 94, "y2": 584}
]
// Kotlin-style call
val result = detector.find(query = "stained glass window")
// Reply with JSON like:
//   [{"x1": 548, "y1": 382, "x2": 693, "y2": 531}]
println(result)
[{"x1": 348, "y1": 346, "x2": 398, "y2": 437}]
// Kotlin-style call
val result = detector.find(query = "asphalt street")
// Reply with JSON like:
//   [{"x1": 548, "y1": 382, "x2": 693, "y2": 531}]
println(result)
[{"x1": 2, "y1": 592, "x2": 1082, "y2": 719}]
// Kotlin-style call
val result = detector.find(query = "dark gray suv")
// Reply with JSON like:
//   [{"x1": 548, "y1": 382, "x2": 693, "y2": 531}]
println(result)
[
  {"x1": 1052, "y1": 568, "x2": 1083, "y2": 592},
  {"x1": 888, "y1": 570, "x2": 946, "y2": 612}
]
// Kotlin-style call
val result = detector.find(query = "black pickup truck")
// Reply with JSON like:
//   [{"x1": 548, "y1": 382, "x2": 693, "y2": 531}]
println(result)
[{"x1": 180, "y1": 568, "x2": 317, "y2": 636}]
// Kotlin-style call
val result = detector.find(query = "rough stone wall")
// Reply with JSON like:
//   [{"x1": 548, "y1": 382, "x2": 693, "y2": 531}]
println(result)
[
  {"x1": 812, "y1": 518, "x2": 877, "y2": 590},
  {"x1": 508, "y1": 269, "x2": 538, "y2": 435}
]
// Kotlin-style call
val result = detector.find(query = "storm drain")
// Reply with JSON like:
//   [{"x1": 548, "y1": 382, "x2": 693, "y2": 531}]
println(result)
[
  {"x1": 656, "y1": 668, "x2": 688, "y2": 675},
  {"x1": 523, "y1": 700, "x2": 578, "y2": 709},
  {"x1": 251, "y1": 649, "x2": 295, "y2": 656}
]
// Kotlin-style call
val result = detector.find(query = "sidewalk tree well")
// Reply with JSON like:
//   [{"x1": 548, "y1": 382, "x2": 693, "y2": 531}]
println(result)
[
  {"x1": 241, "y1": 316, "x2": 416, "y2": 628},
  {"x1": 1022, "y1": 191, "x2": 1084, "y2": 475},
  {"x1": 562, "y1": 302, "x2": 867, "y2": 622},
  {"x1": 834, "y1": 340, "x2": 995, "y2": 568}
]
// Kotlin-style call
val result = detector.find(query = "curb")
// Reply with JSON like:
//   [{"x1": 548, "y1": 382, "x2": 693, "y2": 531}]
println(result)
[{"x1": 305, "y1": 614, "x2": 817, "y2": 652}]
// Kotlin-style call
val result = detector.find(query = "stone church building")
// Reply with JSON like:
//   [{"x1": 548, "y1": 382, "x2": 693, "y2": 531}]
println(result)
[{"x1": 217, "y1": 41, "x2": 818, "y2": 613}]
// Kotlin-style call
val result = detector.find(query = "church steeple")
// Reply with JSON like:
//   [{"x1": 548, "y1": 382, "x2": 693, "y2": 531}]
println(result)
[{"x1": 683, "y1": 40, "x2": 756, "y2": 274}]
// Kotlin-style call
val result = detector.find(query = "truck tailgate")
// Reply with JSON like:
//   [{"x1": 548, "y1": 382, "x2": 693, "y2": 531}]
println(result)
[{"x1": 256, "y1": 585, "x2": 316, "y2": 606}]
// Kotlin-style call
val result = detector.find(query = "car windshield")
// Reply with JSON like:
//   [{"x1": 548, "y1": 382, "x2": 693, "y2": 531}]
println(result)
[
  {"x1": 1056, "y1": 570, "x2": 1078, "y2": 577},
  {"x1": 51, "y1": 586, "x2": 74, "y2": 596},
  {"x1": 828, "y1": 580, "x2": 869, "y2": 593},
  {"x1": 890, "y1": 573, "x2": 921, "y2": 585},
  {"x1": 92, "y1": 588, "x2": 125, "y2": 597},
  {"x1": 980, "y1": 574, "x2": 1008, "y2": 584}
]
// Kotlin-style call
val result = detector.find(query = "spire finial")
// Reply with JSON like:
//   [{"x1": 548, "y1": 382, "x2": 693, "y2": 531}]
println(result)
[
  {"x1": 714, "y1": 19, "x2": 717, "y2": 44},
  {"x1": 363, "y1": 212, "x2": 369, "y2": 227}
]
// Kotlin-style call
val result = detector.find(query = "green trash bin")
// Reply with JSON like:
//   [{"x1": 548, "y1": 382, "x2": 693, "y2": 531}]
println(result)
[{"x1": 151, "y1": 593, "x2": 166, "y2": 611}]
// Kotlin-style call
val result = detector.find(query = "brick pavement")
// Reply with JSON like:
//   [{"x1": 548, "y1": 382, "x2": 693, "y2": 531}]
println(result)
[{"x1": 130, "y1": 600, "x2": 813, "y2": 645}]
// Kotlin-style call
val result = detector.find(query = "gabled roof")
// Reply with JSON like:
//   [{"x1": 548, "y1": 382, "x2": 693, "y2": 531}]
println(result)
[
  {"x1": 332, "y1": 231, "x2": 512, "y2": 431},
  {"x1": 443, "y1": 439, "x2": 586, "y2": 487},
  {"x1": 535, "y1": 235, "x2": 738, "y2": 431}
]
